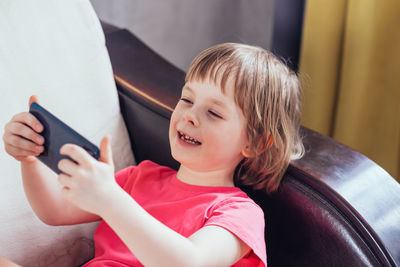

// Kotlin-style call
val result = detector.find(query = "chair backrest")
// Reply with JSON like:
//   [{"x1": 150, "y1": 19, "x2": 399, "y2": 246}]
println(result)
[
  {"x1": 103, "y1": 23, "x2": 400, "y2": 267},
  {"x1": 271, "y1": 0, "x2": 306, "y2": 72}
]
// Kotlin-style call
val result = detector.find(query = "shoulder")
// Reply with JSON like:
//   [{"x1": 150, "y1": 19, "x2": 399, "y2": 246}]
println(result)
[
  {"x1": 115, "y1": 160, "x2": 176, "y2": 187},
  {"x1": 205, "y1": 188, "x2": 265, "y2": 232},
  {"x1": 205, "y1": 193, "x2": 267, "y2": 266},
  {"x1": 136, "y1": 160, "x2": 174, "y2": 171},
  {"x1": 135, "y1": 160, "x2": 177, "y2": 178},
  {"x1": 210, "y1": 194, "x2": 265, "y2": 225},
  {"x1": 118, "y1": 160, "x2": 175, "y2": 176}
]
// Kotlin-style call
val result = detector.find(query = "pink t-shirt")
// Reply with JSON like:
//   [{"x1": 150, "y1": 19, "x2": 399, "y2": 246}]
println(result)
[{"x1": 84, "y1": 160, "x2": 267, "y2": 266}]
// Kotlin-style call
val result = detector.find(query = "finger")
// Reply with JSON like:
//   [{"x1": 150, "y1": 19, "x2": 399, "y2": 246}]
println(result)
[
  {"x1": 5, "y1": 143, "x2": 41, "y2": 157},
  {"x1": 99, "y1": 135, "x2": 114, "y2": 167},
  {"x1": 7, "y1": 121, "x2": 44, "y2": 145},
  {"x1": 15, "y1": 155, "x2": 37, "y2": 163},
  {"x1": 60, "y1": 144, "x2": 92, "y2": 166},
  {"x1": 58, "y1": 158, "x2": 78, "y2": 176},
  {"x1": 58, "y1": 173, "x2": 73, "y2": 189},
  {"x1": 4, "y1": 135, "x2": 44, "y2": 156},
  {"x1": 12, "y1": 112, "x2": 43, "y2": 133},
  {"x1": 29, "y1": 95, "x2": 39, "y2": 107}
]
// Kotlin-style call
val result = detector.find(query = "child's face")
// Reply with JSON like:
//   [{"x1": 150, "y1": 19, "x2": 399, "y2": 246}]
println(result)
[{"x1": 169, "y1": 77, "x2": 249, "y2": 174}]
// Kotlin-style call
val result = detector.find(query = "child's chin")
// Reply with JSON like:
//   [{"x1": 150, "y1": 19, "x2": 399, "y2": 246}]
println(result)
[
  {"x1": 170, "y1": 150, "x2": 189, "y2": 164},
  {"x1": 170, "y1": 153, "x2": 181, "y2": 164}
]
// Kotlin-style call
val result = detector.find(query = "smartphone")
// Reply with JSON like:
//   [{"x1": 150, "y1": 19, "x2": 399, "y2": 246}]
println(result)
[{"x1": 29, "y1": 102, "x2": 100, "y2": 174}]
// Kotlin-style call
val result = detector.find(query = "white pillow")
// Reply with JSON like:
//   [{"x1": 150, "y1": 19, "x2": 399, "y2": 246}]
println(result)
[{"x1": 0, "y1": 0, "x2": 135, "y2": 266}]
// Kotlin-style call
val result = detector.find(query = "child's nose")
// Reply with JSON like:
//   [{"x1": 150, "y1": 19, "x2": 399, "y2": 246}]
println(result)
[{"x1": 183, "y1": 108, "x2": 200, "y2": 127}]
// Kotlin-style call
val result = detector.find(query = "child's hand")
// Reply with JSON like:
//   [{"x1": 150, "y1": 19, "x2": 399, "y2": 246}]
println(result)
[
  {"x1": 3, "y1": 96, "x2": 44, "y2": 163},
  {"x1": 57, "y1": 136, "x2": 117, "y2": 215}
]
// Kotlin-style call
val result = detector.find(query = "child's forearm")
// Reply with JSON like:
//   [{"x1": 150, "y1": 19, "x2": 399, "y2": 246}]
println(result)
[
  {"x1": 21, "y1": 159, "x2": 63, "y2": 223},
  {"x1": 21, "y1": 160, "x2": 99, "y2": 225},
  {"x1": 100, "y1": 186, "x2": 204, "y2": 267}
]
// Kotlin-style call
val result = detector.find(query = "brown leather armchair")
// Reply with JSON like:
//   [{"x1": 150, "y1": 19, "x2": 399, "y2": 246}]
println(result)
[{"x1": 102, "y1": 22, "x2": 400, "y2": 267}]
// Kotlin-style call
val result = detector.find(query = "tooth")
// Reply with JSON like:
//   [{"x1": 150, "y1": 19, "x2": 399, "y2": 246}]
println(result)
[{"x1": 178, "y1": 132, "x2": 199, "y2": 144}]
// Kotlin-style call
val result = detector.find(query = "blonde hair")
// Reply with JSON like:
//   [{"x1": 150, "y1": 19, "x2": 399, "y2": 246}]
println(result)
[{"x1": 186, "y1": 43, "x2": 304, "y2": 193}]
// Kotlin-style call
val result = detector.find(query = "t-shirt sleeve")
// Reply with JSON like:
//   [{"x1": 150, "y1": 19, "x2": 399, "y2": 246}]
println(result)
[{"x1": 204, "y1": 199, "x2": 267, "y2": 266}]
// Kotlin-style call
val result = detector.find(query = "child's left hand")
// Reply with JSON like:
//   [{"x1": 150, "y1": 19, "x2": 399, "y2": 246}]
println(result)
[{"x1": 57, "y1": 136, "x2": 117, "y2": 215}]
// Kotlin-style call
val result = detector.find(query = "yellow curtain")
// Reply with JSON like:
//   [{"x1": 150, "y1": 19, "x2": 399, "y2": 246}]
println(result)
[{"x1": 299, "y1": 0, "x2": 400, "y2": 181}]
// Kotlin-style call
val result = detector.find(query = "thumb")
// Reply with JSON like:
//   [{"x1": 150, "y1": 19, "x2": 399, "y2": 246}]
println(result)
[
  {"x1": 99, "y1": 135, "x2": 114, "y2": 168},
  {"x1": 29, "y1": 95, "x2": 39, "y2": 107}
]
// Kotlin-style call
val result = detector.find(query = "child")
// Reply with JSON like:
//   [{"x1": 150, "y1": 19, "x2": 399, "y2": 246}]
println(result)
[{"x1": 3, "y1": 43, "x2": 303, "y2": 266}]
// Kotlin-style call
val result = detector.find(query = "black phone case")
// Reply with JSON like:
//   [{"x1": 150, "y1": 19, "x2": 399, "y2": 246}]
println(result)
[{"x1": 29, "y1": 102, "x2": 100, "y2": 174}]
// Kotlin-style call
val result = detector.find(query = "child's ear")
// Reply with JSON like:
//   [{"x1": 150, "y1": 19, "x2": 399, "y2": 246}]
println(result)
[
  {"x1": 241, "y1": 146, "x2": 254, "y2": 158},
  {"x1": 242, "y1": 134, "x2": 274, "y2": 158}
]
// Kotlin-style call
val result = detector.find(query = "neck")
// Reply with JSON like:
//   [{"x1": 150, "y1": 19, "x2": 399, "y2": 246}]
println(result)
[{"x1": 176, "y1": 165, "x2": 235, "y2": 187}]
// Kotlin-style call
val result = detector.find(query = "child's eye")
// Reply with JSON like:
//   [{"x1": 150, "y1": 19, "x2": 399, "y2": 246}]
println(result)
[
  {"x1": 180, "y1": 98, "x2": 192, "y2": 104},
  {"x1": 208, "y1": 110, "x2": 223, "y2": 119}
]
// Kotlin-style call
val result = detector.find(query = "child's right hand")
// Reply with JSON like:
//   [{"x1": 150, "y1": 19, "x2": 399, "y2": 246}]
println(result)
[{"x1": 3, "y1": 96, "x2": 45, "y2": 163}]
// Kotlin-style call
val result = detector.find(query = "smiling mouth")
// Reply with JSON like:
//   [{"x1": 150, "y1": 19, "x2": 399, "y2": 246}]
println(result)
[{"x1": 178, "y1": 131, "x2": 202, "y2": 145}]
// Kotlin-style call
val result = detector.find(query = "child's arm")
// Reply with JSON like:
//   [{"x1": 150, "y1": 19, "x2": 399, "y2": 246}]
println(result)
[
  {"x1": 101, "y1": 187, "x2": 251, "y2": 266},
  {"x1": 20, "y1": 159, "x2": 100, "y2": 225},
  {"x1": 2, "y1": 96, "x2": 100, "y2": 225},
  {"x1": 58, "y1": 143, "x2": 251, "y2": 267}
]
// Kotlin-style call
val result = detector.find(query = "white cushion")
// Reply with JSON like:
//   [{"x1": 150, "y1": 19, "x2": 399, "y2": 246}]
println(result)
[{"x1": 0, "y1": 0, "x2": 135, "y2": 265}]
